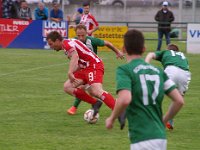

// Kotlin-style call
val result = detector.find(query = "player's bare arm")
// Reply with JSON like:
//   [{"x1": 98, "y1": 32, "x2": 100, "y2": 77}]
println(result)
[
  {"x1": 67, "y1": 50, "x2": 79, "y2": 83},
  {"x1": 104, "y1": 41, "x2": 124, "y2": 59},
  {"x1": 106, "y1": 90, "x2": 131, "y2": 129},
  {"x1": 163, "y1": 89, "x2": 184, "y2": 125},
  {"x1": 88, "y1": 26, "x2": 99, "y2": 35},
  {"x1": 145, "y1": 52, "x2": 156, "y2": 63}
]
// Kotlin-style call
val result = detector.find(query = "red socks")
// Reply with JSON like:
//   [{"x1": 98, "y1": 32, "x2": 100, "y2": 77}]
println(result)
[
  {"x1": 101, "y1": 92, "x2": 115, "y2": 110},
  {"x1": 73, "y1": 88, "x2": 97, "y2": 105},
  {"x1": 73, "y1": 89, "x2": 115, "y2": 110}
]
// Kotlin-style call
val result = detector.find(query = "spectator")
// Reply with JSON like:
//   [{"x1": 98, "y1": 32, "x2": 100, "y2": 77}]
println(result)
[
  {"x1": 80, "y1": 2, "x2": 99, "y2": 36},
  {"x1": 50, "y1": 2, "x2": 63, "y2": 22},
  {"x1": 18, "y1": 0, "x2": 32, "y2": 20},
  {"x1": 0, "y1": 0, "x2": 2, "y2": 18},
  {"x1": 34, "y1": 2, "x2": 48, "y2": 20},
  {"x1": 2, "y1": 0, "x2": 13, "y2": 18},
  {"x1": 72, "y1": 7, "x2": 83, "y2": 25},
  {"x1": 11, "y1": 0, "x2": 20, "y2": 19},
  {"x1": 155, "y1": 1, "x2": 174, "y2": 51}
]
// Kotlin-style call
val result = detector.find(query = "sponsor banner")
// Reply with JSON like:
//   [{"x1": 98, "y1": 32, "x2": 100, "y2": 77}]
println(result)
[
  {"x1": 68, "y1": 26, "x2": 127, "y2": 51},
  {"x1": 8, "y1": 20, "x2": 44, "y2": 49},
  {"x1": 43, "y1": 21, "x2": 68, "y2": 49},
  {"x1": 0, "y1": 19, "x2": 68, "y2": 49},
  {"x1": 187, "y1": 23, "x2": 200, "y2": 54},
  {"x1": 93, "y1": 26, "x2": 127, "y2": 51},
  {"x1": 68, "y1": 27, "x2": 76, "y2": 39},
  {"x1": 0, "y1": 19, "x2": 32, "y2": 48}
]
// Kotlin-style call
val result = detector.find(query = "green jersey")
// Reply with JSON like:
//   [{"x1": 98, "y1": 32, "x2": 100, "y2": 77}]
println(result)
[
  {"x1": 116, "y1": 58, "x2": 176, "y2": 144},
  {"x1": 75, "y1": 36, "x2": 105, "y2": 54},
  {"x1": 155, "y1": 50, "x2": 189, "y2": 71}
]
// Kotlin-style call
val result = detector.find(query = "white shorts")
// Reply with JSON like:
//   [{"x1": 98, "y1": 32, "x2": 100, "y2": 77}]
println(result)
[
  {"x1": 130, "y1": 139, "x2": 167, "y2": 150},
  {"x1": 165, "y1": 66, "x2": 191, "y2": 95}
]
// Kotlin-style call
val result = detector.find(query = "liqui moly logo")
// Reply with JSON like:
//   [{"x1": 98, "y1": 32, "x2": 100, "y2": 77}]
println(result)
[{"x1": 43, "y1": 21, "x2": 67, "y2": 37}]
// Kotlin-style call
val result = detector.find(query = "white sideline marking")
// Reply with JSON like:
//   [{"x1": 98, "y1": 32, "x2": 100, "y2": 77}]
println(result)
[{"x1": 0, "y1": 63, "x2": 65, "y2": 77}]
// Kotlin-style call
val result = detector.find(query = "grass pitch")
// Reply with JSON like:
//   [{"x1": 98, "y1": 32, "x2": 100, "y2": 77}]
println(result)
[{"x1": 0, "y1": 40, "x2": 200, "y2": 149}]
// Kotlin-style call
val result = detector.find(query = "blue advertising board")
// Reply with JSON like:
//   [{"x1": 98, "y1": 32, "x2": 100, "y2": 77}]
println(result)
[{"x1": 0, "y1": 19, "x2": 68, "y2": 49}]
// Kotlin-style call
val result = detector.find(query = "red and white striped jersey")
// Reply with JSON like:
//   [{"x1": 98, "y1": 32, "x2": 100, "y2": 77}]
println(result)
[
  {"x1": 80, "y1": 13, "x2": 99, "y2": 36},
  {"x1": 62, "y1": 39, "x2": 102, "y2": 68}
]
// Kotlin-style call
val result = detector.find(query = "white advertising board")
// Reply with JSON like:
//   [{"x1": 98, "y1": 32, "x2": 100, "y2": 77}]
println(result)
[{"x1": 187, "y1": 23, "x2": 200, "y2": 54}]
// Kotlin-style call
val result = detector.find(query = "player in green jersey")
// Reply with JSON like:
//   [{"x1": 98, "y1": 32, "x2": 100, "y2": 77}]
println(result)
[
  {"x1": 67, "y1": 24, "x2": 124, "y2": 115},
  {"x1": 145, "y1": 44, "x2": 191, "y2": 130},
  {"x1": 105, "y1": 29, "x2": 184, "y2": 150}
]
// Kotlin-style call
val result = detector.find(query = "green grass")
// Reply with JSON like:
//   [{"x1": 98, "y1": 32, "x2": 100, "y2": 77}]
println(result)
[{"x1": 0, "y1": 40, "x2": 200, "y2": 149}]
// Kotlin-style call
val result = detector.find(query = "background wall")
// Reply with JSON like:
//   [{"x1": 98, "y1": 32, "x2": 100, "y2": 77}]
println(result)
[
  {"x1": 30, "y1": 4, "x2": 200, "y2": 23},
  {"x1": 64, "y1": 5, "x2": 200, "y2": 23}
]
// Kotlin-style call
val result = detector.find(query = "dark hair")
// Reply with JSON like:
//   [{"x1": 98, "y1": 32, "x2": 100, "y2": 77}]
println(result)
[
  {"x1": 124, "y1": 29, "x2": 144, "y2": 55},
  {"x1": 167, "y1": 44, "x2": 179, "y2": 52},
  {"x1": 20, "y1": 0, "x2": 27, "y2": 4},
  {"x1": 52, "y1": 0, "x2": 59, "y2": 5},
  {"x1": 82, "y1": 1, "x2": 90, "y2": 7},
  {"x1": 75, "y1": 24, "x2": 87, "y2": 32},
  {"x1": 46, "y1": 31, "x2": 62, "y2": 42}
]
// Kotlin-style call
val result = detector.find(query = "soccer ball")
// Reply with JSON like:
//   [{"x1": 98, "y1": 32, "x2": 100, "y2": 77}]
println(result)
[{"x1": 83, "y1": 109, "x2": 99, "y2": 124}]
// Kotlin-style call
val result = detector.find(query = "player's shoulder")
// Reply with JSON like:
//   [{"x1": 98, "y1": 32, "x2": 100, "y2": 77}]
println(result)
[
  {"x1": 86, "y1": 36, "x2": 97, "y2": 40},
  {"x1": 62, "y1": 39, "x2": 71, "y2": 45},
  {"x1": 155, "y1": 49, "x2": 168, "y2": 56},
  {"x1": 63, "y1": 39, "x2": 70, "y2": 43},
  {"x1": 63, "y1": 38, "x2": 79, "y2": 43},
  {"x1": 88, "y1": 13, "x2": 96, "y2": 19},
  {"x1": 62, "y1": 39, "x2": 77, "y2": 50}
]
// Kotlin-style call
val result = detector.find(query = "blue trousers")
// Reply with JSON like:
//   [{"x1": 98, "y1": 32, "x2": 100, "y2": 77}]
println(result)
[{"x1": 156, "y1": 31, "x2": 170, "y2": 51}]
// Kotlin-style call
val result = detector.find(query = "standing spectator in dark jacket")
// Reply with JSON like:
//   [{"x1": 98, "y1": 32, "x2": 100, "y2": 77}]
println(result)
[
  {"x1": 155, "y1": 1, "x2": 174, "y2": 51},
  {"x1": 18, "y1": 0, "x2": 32, "y2": 20},
  {"x1": 34, "y1": 2, "x2": 48, "y2": 20}
]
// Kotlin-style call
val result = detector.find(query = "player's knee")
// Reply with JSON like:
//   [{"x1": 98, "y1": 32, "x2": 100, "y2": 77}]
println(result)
[
  {"x1": 63, "y1": 86, "x2": 69, "y2": 93},
  {"x1": 88, "y1": 89, "x2": 96, "y2": 96},
  {"x1": 89, "y1": 88, "x2": 103, "y2": 98},
  {"x1": 63, "y1": 86, "x2": 74, "y2": 95},
  {"x1": 63, "y1": 83, "x2": 71, "y2": 93}
]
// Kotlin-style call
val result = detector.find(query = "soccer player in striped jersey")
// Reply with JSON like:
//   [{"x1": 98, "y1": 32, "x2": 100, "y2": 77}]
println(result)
[
  {"x1": 80, "y1": 2, "x2": 99, "y2": 36},
  {"x1": 145, "y1": 44, "x2": 191, "y2": 130},
  {"x1": 106, "y1": 29, "x2": 184, "y2": 150},
  {"x1": 67, "y1": 24, "x2": 124, "y2": 115},
  {"x1": 46, "y1": 31, "x2": 124, "y2": 126}
]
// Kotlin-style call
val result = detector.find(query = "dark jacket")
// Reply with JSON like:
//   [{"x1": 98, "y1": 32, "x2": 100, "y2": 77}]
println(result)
[
  {"x1": 155, "y1": 9, "x2": 174, "y2": 32},
  {"x1": 10, "y1": 1, "x2": 20, "y2": 19},
  {"x1": 0, "y1": 0, "x2": 2, "y2": 18}
]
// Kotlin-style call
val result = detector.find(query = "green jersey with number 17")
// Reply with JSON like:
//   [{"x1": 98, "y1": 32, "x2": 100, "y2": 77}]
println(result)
[{"x1": 116, "y1": 58, "x2": 176, "y2": 144}]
